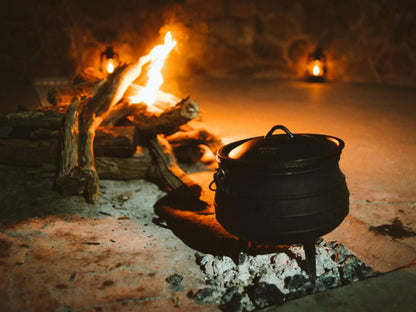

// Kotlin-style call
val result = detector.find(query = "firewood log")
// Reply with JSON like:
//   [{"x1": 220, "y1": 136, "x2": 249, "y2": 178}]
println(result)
[
  {"x1": 95, "y1": 147, "x2": 152, "y2": 180},
  {"x1": 55, "y1": 52, "x2": 161, "y2": 203},
  {"x1": 166, "y1": 129, "x2": 223, "y2": 155},
  {"x1": 0, "y1": 109, "x2": 65, "y2": 129},
  {"x1": 100, "y1": 100, "x2": 147, "y2": 127},
  {"x1": 146, "y1": 135, "x2": 201, "y2": 199},
  {"x1": 128, "y1": 97, "x2": 199, "y2": 137},
  {"x1": 94, "y1": 126, "x2": 138, "y2": 157},
  {"x1": 73, "y1": 67, "x2": 105, "y2": 85},
  {"x1": 47, "y1": 82, "x2": 96, "y2": 106}
]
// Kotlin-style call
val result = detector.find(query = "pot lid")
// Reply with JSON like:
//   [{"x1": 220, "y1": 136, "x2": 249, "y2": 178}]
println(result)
[{"x1": 223, "y1": 125, "x2": 344, "y2": 163}]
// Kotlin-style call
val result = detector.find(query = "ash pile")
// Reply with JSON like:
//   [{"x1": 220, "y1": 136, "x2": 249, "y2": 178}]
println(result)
[{"x1": 188, "y1": 240, "x2": 376, "y2": 311}]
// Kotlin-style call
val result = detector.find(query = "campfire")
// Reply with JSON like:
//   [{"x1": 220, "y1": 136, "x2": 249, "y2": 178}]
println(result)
[{"x1": 0, "y1": 31, "x2": 222, "y2": 204}]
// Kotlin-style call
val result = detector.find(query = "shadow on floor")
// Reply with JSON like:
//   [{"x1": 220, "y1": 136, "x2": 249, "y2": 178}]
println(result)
[{"x1": 153, "y1": 192, "x2": 307, "y2": 265}]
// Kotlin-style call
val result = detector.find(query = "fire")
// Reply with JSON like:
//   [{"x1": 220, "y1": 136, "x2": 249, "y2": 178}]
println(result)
[
  {"x1": 131, "y1": 32, "x2": 176, "y2": 108},
  {"x1": 107, "y1": 59, "x2": 115, "y2": 74},
  {"x1": 312, "y1": 60, "x2": 321, "y2": 76}
]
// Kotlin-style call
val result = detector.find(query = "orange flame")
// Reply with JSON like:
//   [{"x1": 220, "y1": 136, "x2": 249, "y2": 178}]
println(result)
[
  {"x1": 312, "y1": 60, "x2": 321, "y2": 76},
  {"x1": 130, "y1": 32, "x2": 176, "y2": 108},
  {"x1": 107, "y1": 59, "x2": 115, "y2": 74}
]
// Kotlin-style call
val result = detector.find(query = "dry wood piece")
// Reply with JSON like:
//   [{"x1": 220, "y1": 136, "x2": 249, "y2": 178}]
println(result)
[
  {"x1": 94, "y1": 126, "x2": 138, "y2": 157},
  {"x1": 146, "y1": 135, "x2": 201, "y2": 198},
  {"x1": 55, "y1": 52, "x2": 164, "y2": 203},
  {"x1": 95, "y1": 147, "x2": 152, "y2": 180},
  {"x1": 0, "y1": 138, "x2": 58, "y2": 167},
  {"x1": 0, "y1": 109, "x2": 65, "y2": 129},
  {"x1": 2, "y1": 51, "x2": 218, "y2": 204},
  {"x1": 166, "y1": 128, "x2": 223, "y2": 155},
  {"x1": 0, "y1": 125, "x2": 138, "y2": 159},
  {"x1": 48, "y1": 67, "x2": 105, "y2": 107},
  {"x1": 47, "y1": 82, "x2": 97, "y2": 106},
  {"x1": 73, "y1": 66, "x2": 105, "y2": 85},
  {"x1": 128, "y1": 97, "x2": 199, "y2": 136},
  {"x1": 100, "y1": 100, "x2": 147, "y2": 127}
]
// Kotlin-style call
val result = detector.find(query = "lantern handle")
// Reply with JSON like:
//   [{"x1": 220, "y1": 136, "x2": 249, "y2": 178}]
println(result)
[{"x1": 265, "y1": 125, "x2": 294, "y2": 139}]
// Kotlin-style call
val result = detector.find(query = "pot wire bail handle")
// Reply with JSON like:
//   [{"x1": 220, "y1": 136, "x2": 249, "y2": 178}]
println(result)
[
  {"x1": 265, "y1": 125, "x2": 294, "y2": 139},
  {"x1": 209, "y1": 168, "x2": 225, "y2": 191}
]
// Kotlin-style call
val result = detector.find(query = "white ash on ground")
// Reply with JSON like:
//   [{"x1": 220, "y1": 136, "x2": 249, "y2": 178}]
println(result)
[{"x1": 187, "y1": 240, "x2": 376, "y2": 311}]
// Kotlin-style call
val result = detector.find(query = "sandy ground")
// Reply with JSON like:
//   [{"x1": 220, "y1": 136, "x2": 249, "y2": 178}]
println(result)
[{"x1": 0, "y1": 79, "x2": 415, "y2": 311}]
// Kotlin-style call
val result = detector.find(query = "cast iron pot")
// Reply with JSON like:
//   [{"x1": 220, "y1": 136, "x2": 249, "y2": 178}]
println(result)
[{"x1": 211, "y1": 125, "x2": 349, "y2": 245}]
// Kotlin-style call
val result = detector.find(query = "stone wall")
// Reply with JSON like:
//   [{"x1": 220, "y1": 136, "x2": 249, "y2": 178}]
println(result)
[{"x1": 1, "y1": 0, "x2": 416, "y2": 87}]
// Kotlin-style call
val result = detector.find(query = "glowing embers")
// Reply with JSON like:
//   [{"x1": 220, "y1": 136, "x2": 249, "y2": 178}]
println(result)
[{"x1": 306, "y1": 48, "x2": 327, "y2": 82}]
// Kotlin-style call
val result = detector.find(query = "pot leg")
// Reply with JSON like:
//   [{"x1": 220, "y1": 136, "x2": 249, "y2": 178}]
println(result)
[{"x1": 303, "y1": 239, "x2": 317, "y2": 280}]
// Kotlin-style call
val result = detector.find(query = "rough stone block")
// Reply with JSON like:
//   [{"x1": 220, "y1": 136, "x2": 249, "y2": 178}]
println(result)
[
  {"x1": 263, "y1": 14, "x2": 300, "y2": 42},
  {"x1": 334, "y1": 0, "x2": 362, "y2": 28},
  {"x1": 228, "y1": 0, "x2": 256, "y2": 18},
  {"x1": 209, "y1": 18, "x2": 255, "y2": 46},
  {"x1": 377, "y1": 47, "x2": 415, "y2": 76},
  {"x1": 257, "y1": 0, "x2": 296, "y2": 13},
  {"x1": 288, "y1": 39, "x2": 313, "y2": 63},
  {"x1": 182, "y1": 0, "x2": 226, "y2": 21},
  {"x1": 73, "y1": 0, "x2": 119, "y2": 20},
  {"x1": 252, "y1": 36, "x2": 284, "y2": 60},
  {"x1": 302, "y1": 6, "x2": 337, "y2": 35}
]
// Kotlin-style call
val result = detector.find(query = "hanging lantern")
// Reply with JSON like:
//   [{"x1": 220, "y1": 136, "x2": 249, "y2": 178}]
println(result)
[
  {"x1": 306, "y1": 48, "x2": 327, "y2": 82},
  {"x1": 100, "y1": 47, "x2": 119, "y2": 75}
]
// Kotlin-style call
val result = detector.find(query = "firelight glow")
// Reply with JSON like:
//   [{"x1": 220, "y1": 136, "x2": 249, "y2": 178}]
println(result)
[
  {"x1": 312, "y1": 60, "x2": 321, "y2": 76},
  {"x1": 130, "y1": 32, "x2": 176, "y2": 107},
  {"x1": 107, "y1": 59, "x2": 115, "y2": 74}
]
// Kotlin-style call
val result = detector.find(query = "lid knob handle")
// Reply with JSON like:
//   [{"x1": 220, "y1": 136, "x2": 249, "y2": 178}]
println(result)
[{"x1": 265, "y1": 125, "x2": 294, "y2": 139}]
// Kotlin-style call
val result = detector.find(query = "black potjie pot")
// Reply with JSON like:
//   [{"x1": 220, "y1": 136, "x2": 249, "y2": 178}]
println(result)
[{"x1": 210, "y1": 125, "x2": 349, "y2": 277}]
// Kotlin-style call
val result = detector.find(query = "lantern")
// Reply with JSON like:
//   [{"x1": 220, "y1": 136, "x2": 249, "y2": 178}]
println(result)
[
  {"x1": 100, "y1": 47, "x2": 119, "y2": 75},
  {"x1": 306, "y1": 48, "x2": 327, "y2": 82}
]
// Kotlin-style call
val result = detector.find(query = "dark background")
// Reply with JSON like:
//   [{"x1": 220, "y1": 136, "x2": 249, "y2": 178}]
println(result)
[{"x1": 1, "y1": 0, "x2": 415, "y2": 87}]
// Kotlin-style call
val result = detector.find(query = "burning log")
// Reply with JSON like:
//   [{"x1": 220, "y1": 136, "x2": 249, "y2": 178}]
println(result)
[
  {"x1": 47, "y1": 82, "x2": 96, "y2": 107},
  {"x1": 100, "y1": 100, "x2": 147, "y2": 127},
  {"x1": 128, "y1": 97, "x2": 199, "y2": 136},
  {"x1": 55, "y1": 31, "x2": 193, "y2": 203},
  {"x1": 1, "y1": 31, "x2": 220, "y2": 204},
  {"x1": 55, "y1": 61, "x2": 142, "y2": 203},
  {"x1": 48, "y1": 67, "x2": 105, "y2": 106}
]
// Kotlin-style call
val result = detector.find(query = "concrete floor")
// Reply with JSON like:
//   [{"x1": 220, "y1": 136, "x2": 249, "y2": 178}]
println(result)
[{"x1": 1, "y1": 79, "x2": 416, "y2": 311}]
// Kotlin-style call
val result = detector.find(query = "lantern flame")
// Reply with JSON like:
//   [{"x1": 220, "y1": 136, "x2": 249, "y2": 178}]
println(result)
[
  {"x1": 107, "y1": 59, "x2": 115, "y2": 74},
  {"x1": 130, "y1": 32, "x2": 176, "y2": 107},
  {"x1": 312, "y1": 60, "x2": 321, "y2": 76}
]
